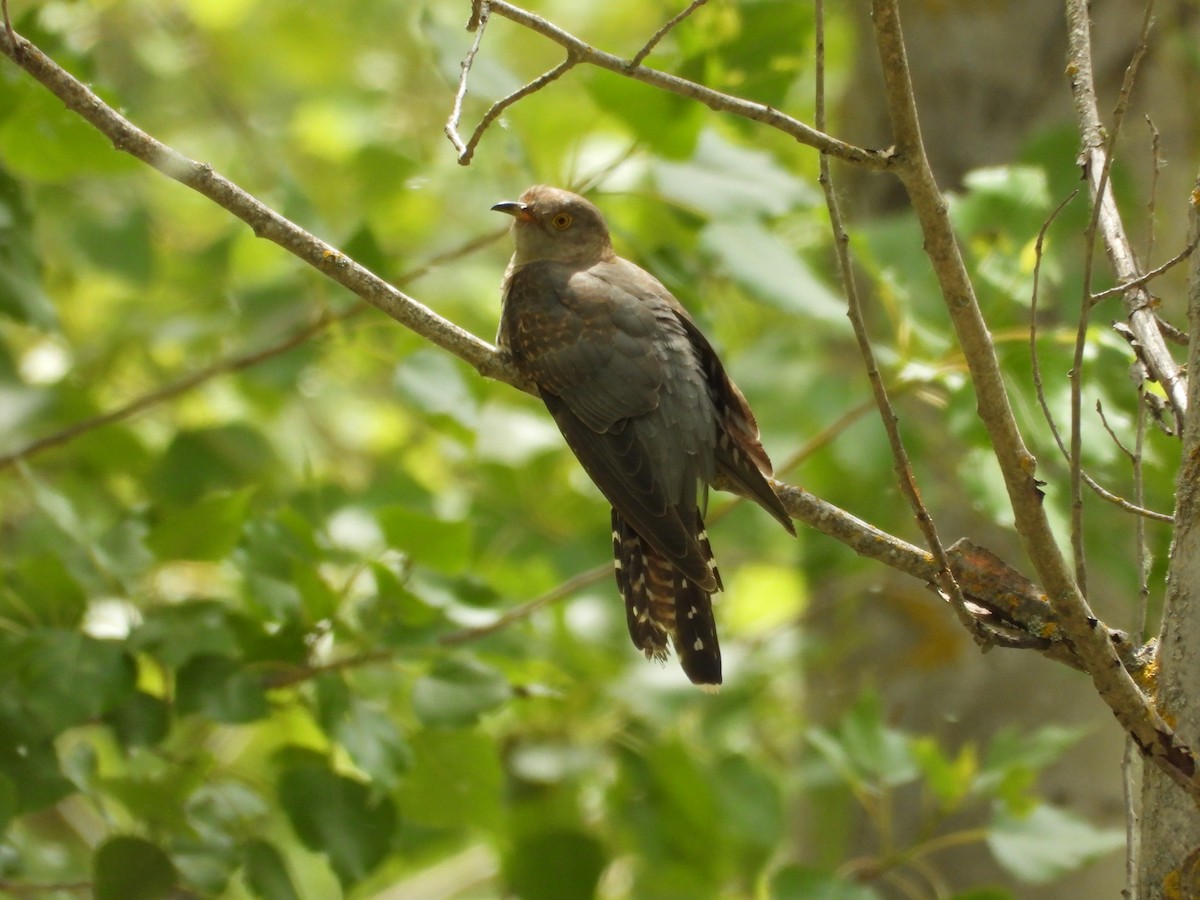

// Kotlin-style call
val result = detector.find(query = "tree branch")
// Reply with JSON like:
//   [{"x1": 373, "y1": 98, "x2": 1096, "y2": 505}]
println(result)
[
  {"x1": 483, "y1": 0, "x2": 891, "y2": 170},
  {"x1": 871, "y1": 0, "x2": 1200, "y2": 805}
]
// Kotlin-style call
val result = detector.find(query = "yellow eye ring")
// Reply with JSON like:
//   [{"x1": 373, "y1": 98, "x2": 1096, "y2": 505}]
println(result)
[{"x1": 551, "y1": 212, "x2": 573, "y2": 230}]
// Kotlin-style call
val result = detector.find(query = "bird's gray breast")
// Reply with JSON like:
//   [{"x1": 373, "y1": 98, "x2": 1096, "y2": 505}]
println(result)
[{"x1": 501, "y1": 257, "x2": 717, "y2": 508}]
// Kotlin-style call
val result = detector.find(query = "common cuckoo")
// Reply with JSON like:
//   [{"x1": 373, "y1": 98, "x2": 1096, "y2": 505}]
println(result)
[{"x1": 494, "y1": 185, "x2": 795, "y2": 688}]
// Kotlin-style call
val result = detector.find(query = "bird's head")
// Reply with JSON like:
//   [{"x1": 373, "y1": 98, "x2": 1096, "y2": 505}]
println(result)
[{"x1": 492, "y1": 185, "x2": 614, "y2": 267}]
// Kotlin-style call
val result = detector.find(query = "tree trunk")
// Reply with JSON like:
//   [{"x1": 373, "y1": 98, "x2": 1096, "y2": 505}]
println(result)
[{"x1": 1138, "y1": 179, "x2": 1200, "y2": 898}]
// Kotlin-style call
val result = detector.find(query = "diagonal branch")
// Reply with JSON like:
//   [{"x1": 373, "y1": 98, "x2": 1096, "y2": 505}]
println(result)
[
  {"x1": 0, "y1": 26, "x2": 527, "y2": 396},
  {"x1": 630, "y1": 0, "x2": 709, "y2": 68}
]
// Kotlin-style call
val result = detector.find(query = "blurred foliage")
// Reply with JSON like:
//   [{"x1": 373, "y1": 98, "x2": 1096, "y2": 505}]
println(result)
[{"x1": 0, "y1": 0, "x2": 1187, "y2": 897}]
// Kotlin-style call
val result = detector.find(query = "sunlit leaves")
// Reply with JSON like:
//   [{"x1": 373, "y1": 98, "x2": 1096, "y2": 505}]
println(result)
[{"x1": 988, "y1": 804, "x2": 1124, "y2": 883}]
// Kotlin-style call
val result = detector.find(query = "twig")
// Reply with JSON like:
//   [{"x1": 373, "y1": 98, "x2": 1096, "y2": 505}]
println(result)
[
  {"x1": 0, "y1": 226, "x2": 509, "y2": 473},
  {"x1": 1091, "y1": 233, "x2": 1200, "y2": 305},
  {"x1": 0, "y1": 880, "x2": 91, "y2": 896},
  {"x1": 629, "y1": 0, "x2": 709, "y2": 68},
  {"x1": 451, "y1": 54, "x2": 578, "y2": 165},
  {"x1": 485, "y1": 0, "x2": 890, "y2": 170},
  {"x1": 1031, "y1": 211, "x2": 1173, "y2": 525},
  {"x1": 1029, "y1": 189, "x2": 1078, "y2": 459},
  {"x1": 445, "y1": 0, "x2": 491, "y2": 157},
  {"x1": 1146, "y1": 115, "x2": 1162, "y2": 263},
  {"x1": 875, "y1": 0, "x2": 1200, "y2": 805},
  {"x1": 0, "y1": 312, "x2": 340, "y2": 472},
  {"x1": 815, "y1": 0, "x2": 983, "y2": 644},
  {"x1": 2, "y1": 0, "x2": 19, "y2": 61},
  {"x1": 439, "y1": 564, "x2": 609, "y2": 645},
  {"x1": 467, "y1": 0, "x2": 487, "y2": 32}
]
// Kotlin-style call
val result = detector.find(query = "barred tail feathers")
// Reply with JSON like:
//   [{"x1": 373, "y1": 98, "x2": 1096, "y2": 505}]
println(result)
[{"x1": 612, "y1": 509, "x2": 722, "y2": 687}]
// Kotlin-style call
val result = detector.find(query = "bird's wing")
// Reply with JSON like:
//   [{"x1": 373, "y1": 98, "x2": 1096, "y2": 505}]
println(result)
[{"x1": 672, "y1": 307, "x2": 797, "y2": 535}]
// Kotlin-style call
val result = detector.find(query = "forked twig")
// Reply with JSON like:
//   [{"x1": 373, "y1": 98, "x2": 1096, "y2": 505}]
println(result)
[
  {"x1": 450, "y1": 54, "x2": 578, "y2": 165},
  {"x1": 1091, "y1": 233, "x2": 1200, "y2": 305},
  {"x1": 629, "y1": 0, "x2": 709, "y2": 68},
  {"x1": 445, "y1": 0, "x2": 492, "y2": 157}
]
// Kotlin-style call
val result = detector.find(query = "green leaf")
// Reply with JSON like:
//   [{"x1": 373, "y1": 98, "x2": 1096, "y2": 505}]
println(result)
[
  {"x1": 377, "y1": 506, "x2": 473, "y2": 575},
  {"x1": 0, "y1": 773, "x2": 16, "y2": 834},
  {"x1": 175, "y1": 654, "x2": 269, "y2": 724},
  {"x1": 148, "y1": 425, "x2": 279, "y2": 507},
  {"x1": 949, "y1": 889, "x2": 1015, "y2": 900},
  {"x1": 976, "y1": 725, "x2": 1088, "y2": 805},
  {"x1": 335, "y1": 700, "x2": 413, "y2": 789},
  {"x1": 771, "y1": 865, "x2": 881, "y2": 900},
  {"x1": 505, "y1": 830, "x2": 607, "y2": 900},
  {"x1": 104, "y1": 690, "x2": 170, "y2": 748},
  {"x1": 10, "y1": 630, "x2": 136, "y2": 738},
  {"x1": 392, "y1": 349, "x2": 478, "y2": 430},
  {"x1": 1, "y1": 551, "x2": 88, "y2": 627},
  {"x1": 809, "y1": 690, "x2": 917, "y2": 790},
  {"x1": 278, "y1": 756, "x2": 396, "y2": 888},
  {"x1": 0, "y1": 82, "x2": 137, "y2": 182},
  {"x1": 701, "y1": 218, "x2": 844, "y2": 321},
  {"x1": 131, "y1": 600, "x2": 243, "y2": 667},
  {"x1": 411, "y1": 656, "x2": 511, "y2": 727},
  {"x1": 653, "y1": 129, "x2": 819, "y2": 218},
  {"x1": 398, "y1": 728, "x2": 503, "y2": 831},
  {"x1": 912, "y1": 737, "x2": 977, "y2": 811},
  {"x1": 987, "y1": 803, "x2": 1124, "y2": 883},
  {"x1": 0, "y1": 734, "x2": 74, "y2": 814},
  {"x1": 586, "y1": 70, "x2": 703, "y2": 158},
  {"x1": 0, "y1": 168, "x2": 55, "y2": 327},
  {"x1": 146, "y1": 487, "x2": 255, "y2": 561},
  {"x1": 243, "y1": 839, "x2": 300, "y2": 900},
  {"x1": 93, "y1": 836, "x2": 178, "y2": 900}
]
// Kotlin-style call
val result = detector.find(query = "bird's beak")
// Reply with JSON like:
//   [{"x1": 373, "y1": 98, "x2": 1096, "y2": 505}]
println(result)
[{"x1": 491, "y1": 200, "x2": 532, "y2": 221}]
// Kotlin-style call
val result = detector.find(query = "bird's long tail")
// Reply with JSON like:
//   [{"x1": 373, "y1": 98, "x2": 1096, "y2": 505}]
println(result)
[{"x1": 612, "y1": 509, "x2": 723, "y2": 688}]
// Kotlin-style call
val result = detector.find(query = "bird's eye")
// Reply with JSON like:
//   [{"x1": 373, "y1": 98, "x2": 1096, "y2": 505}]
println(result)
[{"x1": 551, "y1": 212, "x2": 573, "y2": 230}]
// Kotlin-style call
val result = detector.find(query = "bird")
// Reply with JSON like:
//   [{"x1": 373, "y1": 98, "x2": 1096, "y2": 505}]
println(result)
[{"x1": 493, "y1": 185, "x2": 795, "y2": 688}]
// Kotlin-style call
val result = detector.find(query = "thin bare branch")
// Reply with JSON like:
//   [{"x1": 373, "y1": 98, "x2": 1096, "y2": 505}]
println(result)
[
  {"x1": 1030, "y1": 190, "x2": 1078, "y2": 458},
  {"x1": 0, "y1": 312, "x2": 340, "y2": 473},
  {"x1": 485, "y1": 0, "x2": 890, "y2": 169},
  {"x1": 1030, "y1": 196, "x2": 1172, "y2": 525},
  {"x1": 439, "y1": 564, "x2": 609, "y2": 646},
  {"x1": 815, "y1": 0, "x2": 983, "y2": 644},
  {"x1": 452, "y1": 54, "x2": 578, "y2": 165},
  {"x1": 445, "y1": 0, "x2": 491, "y2": 157},
  {"x1": 629, "y1": 0, "x2": 709, "y2": 68},
  {"x1": 1091, "y1": 233, "x2": 1200, "y2": 305},
  {"x1": 1146, "y1": 115, "x2": 1162, "y2": 263},
  {"x1": 874, "y1": 0, "x2": 1200, "y2": 804}
]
